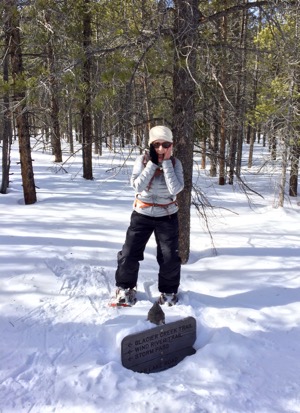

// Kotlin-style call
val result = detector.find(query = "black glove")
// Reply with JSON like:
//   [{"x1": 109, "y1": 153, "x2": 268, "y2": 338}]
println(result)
[{"x1": 149, "y1": 144, "x2": 158, "y2": 165}]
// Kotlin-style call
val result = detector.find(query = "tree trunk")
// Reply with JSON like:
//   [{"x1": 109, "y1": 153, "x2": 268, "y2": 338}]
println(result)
[
  {"x1": 248, "y1": 7, "x2": 260, "y2": 168},
  {"x1": 45, "y1": 10, "x2": 62, "y2": 163},
  {"x1": 289, "y1": 142, "x2": 299, "y2": 197},
  {"x1": 200, "y1": 135, "x2": 206, "y2": 169},
  {"x1": 289, "y1": 15, "x2": 300, "y2": 197},
  {"x1": 229, "y1": 5, "x2": 247, "y2": 184},
  {"x1": 143, "y1": 69, "x2": 151, "y2": 136},
  {"x1": 119, "y1": 84, "x2": 132, "y2": 148},
  {"x1": 278, "y1": 134, "x2": 288, "y2": 208},
  {"x1": 173, "y1": 0, "x2": 199, "y2": 264},
  {"x1": 82, "y1": 0, "x2": 93, "y2": 180},
  {"x1": 270, "y1": 134, "x2": 277, "y2": 160},
  {"x1": 209, "y1": 101, "x2": 219, "y2": 177},
  {"x1": 235, "y1": 5, "x2": 248, "y2": 179},
  {"x1": 1, "y1": 8, "x2": 12, "y2": 194},
  {"x1": 218, "y1": 12, "x2": 227, "y2": 186},
  {"x1": 247, "y1": 126, "x2": 256, "y2": 168},
  {"x1": 8, "y1": 0, "x2": 36, "y2": 204},
  {"x1": 67, "y1": 103, "x2": 74, "y2": 154},
  {"x1": 279, "y1": 74, "x2": 295, "y2": 207},
  {"x1": 94, "y1": 112, "x2": 103, "y2": 156}
]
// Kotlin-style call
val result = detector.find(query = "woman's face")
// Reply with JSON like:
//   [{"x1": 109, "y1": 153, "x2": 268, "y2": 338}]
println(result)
[{"x1": 152, "y1": 140, "x2": 172, "y2": 162}]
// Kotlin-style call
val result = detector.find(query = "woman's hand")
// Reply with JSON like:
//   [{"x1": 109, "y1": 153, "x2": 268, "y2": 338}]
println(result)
[{"x1": 164, "y1": 144, "x2": 173, "y2": 160}]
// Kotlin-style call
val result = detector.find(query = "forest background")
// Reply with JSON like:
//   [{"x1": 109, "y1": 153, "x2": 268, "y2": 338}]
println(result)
[{"x1": 0, "y1": 0, "x2": 299, "y2": 264}]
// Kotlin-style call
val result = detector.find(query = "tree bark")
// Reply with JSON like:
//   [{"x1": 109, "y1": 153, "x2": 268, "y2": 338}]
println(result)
[
  {"x1": 82, "y1": 0, "x2": 93, "y2": 180},
  {"x1": 45, "y1": 10, "x2": 63, "y2": 163},
  {"x1": 289, "y1": 142, "x2": 299, "y2": 197},
  {"x1": 234, "y1": 4, "x2": 248, "y2": 180},
  {"x1": 8, "y1": 0, "x2": 37, "y2": 204},
  {"x1": 209, "y1": 99, "x2": 219, "y2": 177},
  {"x1": 248, "y1": 8, "x2": 261, "y2": 168},
  {"x1": 289, "y1": 9, "x2": 300, "y2": 197},
  {"x1": 218, "y1": 11, "x2": 227, "y2": 186},
  {"x1": 173, "y1": 0, "x2": 199, "y2": 264},
  {"x1": 1, "y1": 7, "x2": 12, "y2": 194},
  {"x1": 279, "y1": 74, "x2": 295, "y2": 207}
]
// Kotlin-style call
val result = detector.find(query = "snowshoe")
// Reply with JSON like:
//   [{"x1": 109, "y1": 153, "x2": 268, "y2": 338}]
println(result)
[
  {"x1": 158, "y1": 292, "x2": 178, "y2": 307},
  {"x1": 109, "y1": 287, "x2": 137, "y2": 307}
]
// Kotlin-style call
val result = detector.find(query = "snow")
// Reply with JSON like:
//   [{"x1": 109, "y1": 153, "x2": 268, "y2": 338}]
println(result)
[{"x1": 1, "y1": 141, "x2": 300, "y2": 413}]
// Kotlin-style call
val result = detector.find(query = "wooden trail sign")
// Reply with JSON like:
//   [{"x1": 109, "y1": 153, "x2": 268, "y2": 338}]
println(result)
[{"x1": 121, "y1": 316, "x2": 197, "y2": 373}]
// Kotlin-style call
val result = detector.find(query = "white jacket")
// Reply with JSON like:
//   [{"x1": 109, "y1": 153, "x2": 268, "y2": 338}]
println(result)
[{"x1": 131, "y1": 154, "x2": 184, "y2": 217}]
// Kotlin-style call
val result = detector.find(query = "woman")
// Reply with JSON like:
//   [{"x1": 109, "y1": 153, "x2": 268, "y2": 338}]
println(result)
[{"x1": 113, "y1": 125, "x2": 184, "y2": 306}]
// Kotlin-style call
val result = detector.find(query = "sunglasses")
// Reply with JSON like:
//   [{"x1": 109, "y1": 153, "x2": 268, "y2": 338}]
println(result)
[{"x1": 152, "y1": 142, "x2": 172, "y2": 149}]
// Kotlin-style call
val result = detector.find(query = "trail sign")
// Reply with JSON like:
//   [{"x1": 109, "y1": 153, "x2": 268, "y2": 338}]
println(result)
[{"x1": 121, "y1": 316, "x2": 196, "y2": 373}]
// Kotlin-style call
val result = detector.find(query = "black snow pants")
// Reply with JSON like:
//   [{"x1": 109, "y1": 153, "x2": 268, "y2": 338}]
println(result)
[{"x1": 115, "y1": 210, "x2": 181, "y2": 294}]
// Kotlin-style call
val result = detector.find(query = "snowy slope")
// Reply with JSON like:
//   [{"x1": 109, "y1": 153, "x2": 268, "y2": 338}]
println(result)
[{"x1": 0, "y1": 142, "x2": 300, "y2": 413}]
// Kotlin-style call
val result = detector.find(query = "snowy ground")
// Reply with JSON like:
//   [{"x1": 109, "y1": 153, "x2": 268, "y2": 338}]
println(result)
[{"x1": 1, "y1": 141, "x2": 300, "y2": 413}]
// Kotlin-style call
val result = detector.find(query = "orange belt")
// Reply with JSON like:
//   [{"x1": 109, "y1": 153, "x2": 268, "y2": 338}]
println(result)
[{"x1": 134, "y1": 198, "x2": 177, "y2": 209}]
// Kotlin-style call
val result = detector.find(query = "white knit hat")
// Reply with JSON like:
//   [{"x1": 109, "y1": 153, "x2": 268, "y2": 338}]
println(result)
[{"x1": 149, "y1": 125, "x2": 173, "y2": 145}]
